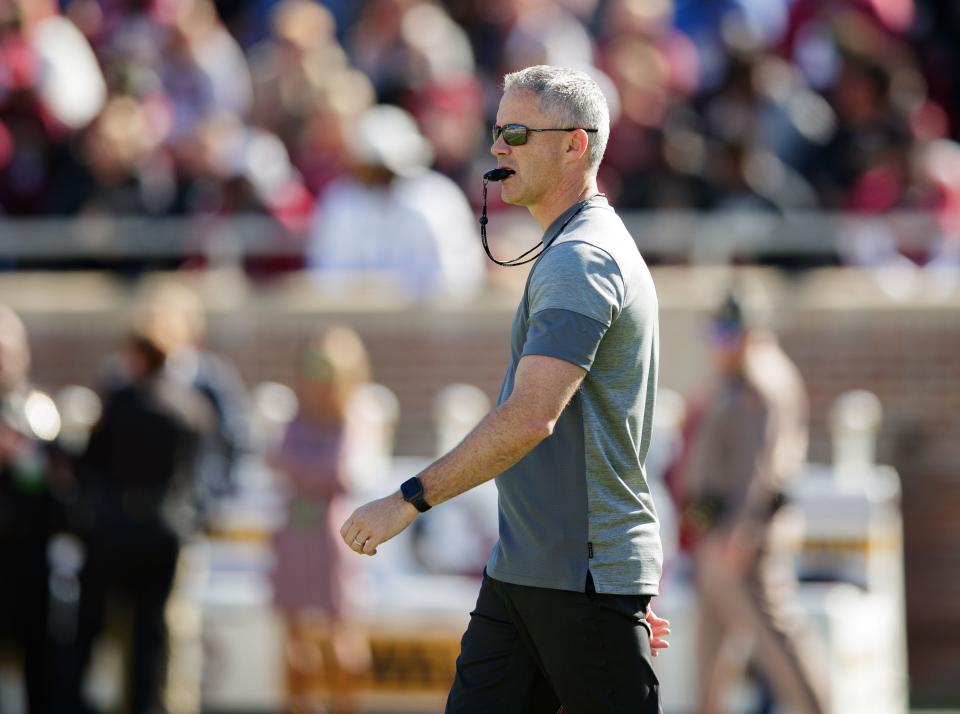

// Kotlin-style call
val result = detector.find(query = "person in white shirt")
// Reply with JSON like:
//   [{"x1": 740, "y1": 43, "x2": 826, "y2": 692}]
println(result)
[{"x1": 307, "y1": 104, "x2": 486, "y2": 300}]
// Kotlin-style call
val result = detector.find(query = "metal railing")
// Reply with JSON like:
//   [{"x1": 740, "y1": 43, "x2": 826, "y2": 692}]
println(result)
[{"x1": 0, "y1": 211, "x2": 950, "y2": 266}]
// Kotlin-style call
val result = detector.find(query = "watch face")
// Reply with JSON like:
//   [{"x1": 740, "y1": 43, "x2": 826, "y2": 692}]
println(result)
[
  {"x1": 401, "y1": 477, "x2": 430, "y2": 511},
  {"x1": 402, "y1": 477, "x2": 423, "y2": 501}
]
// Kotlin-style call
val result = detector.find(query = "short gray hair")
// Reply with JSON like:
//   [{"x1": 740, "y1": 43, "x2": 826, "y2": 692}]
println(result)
[{"x1": 503, "y1": 65, "x2": 610, "y2": 172}]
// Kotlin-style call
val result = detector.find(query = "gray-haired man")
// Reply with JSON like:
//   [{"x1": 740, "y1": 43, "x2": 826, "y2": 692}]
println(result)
[{"x1": 340, "y1": 65, "x2": 669, "y2": 713}]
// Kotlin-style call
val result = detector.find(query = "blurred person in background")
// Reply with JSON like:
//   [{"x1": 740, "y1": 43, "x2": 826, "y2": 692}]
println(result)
[
  {"x1": 0, "y1": 0, "x2": 106, "y2": 217},
  {"x1": 347, "y1": 0, "x2": 476, "y2": 105},
  {"x1": 246, "y1": 0, "x2": 345, "y2": 139},
  {"x1": 306, "y1": 103, "x2": 485, "y2": 300},
  {"x1": 814, "y1": 43, "x2": 913, "y2": 210},
  {"x1": 269, "y1": 327, "x2": 373, "y2": 714},
  {"x1": 48, "y1": 95, "x2": 176, "y2": 219},
  {"x1": 246, "y1": 0, "x2": 355, "y2": 189},
  {"x1": 681, "y1": 289, "x2": 828, "y2": 714},
  {"x1": 0, "y1": 305, "x2": 69, "y2": 714},
  {"x1": 672, "y1": 0, "x2": 792, "y2": 92},
  {"x1": 405, "y1": 75, "x2": 488, "y2": 189},
  {"x1": 246, "y1": 0, "x2": 376, "y2": 226},
  {"x1": 157, "y1": 0, "x2": 252, "y2": 146},
  {"x1": 446, "y1": 0, "x2": 596, "y2": 85},
  {"x1": 696, "y1": 45, "x2": 825, "y2": 213},
  {"x1": 63, "y1": 316, "x2": 211, "y2": 714},
  {"x1": 136, "y1": 283, "x2": 252, "y2": 514},
  {"x1": 290, "y1": 70, "x2": 375, "y2": 203},
  {"x1": 593, "y1": 0, "x2": 707, "y2": 210},
  {"x1": 340, "y1": 0, "x2": 491, "y2": 195}
]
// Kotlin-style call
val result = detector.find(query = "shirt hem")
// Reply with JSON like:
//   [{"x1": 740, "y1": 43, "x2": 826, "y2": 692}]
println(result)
[{"x1": 487, "y1": 564, "x2": 660, "y2": 596}]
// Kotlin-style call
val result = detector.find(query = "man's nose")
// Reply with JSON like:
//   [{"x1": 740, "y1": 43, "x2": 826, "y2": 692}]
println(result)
[{"x1": 491, "y1": 135, "x2": 509, "y2": 157}]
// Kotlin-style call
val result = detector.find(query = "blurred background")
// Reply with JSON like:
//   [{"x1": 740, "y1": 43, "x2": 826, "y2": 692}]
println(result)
[{"x1": 0, "y1": 0, "x2": 958, "y2": 712}]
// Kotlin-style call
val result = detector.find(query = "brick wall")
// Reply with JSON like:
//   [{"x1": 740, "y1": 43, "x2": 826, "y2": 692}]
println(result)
[{"x1": 3, "y1": 268, "x2": 958, "y2": 704}]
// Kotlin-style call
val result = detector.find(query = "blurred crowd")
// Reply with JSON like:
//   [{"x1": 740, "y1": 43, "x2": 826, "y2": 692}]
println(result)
[{"x1": 2, "y1": 0, "x2": 960, "y2": 281}]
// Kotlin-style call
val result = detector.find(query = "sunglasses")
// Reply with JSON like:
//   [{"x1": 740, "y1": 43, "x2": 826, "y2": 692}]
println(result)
[{"x1": 492, "y1": 123, "x2": 598, "y2": 147}]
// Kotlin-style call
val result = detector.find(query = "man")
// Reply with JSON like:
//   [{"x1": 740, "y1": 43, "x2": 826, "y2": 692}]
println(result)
[
  {"x1": 64, "y1": 318, "x2": 211, "y2": 714},
  {"x1": 339, "y1": 65, "x2": 668, "y2": 713},
  {"x1": 136, "y1": 283, "x2": 252, "y2": 510},
  {"x1": 682, "y1": 290, "x2": 828, "y2": 714}
]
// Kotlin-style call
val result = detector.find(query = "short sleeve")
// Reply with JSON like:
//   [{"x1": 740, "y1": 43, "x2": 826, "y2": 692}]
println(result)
[
  {"x1": 528, "y1": 241, "x2": 625, "y2": 324},
  {"x1": 522, "y1": 242, "x2": 625, "y2": 369},
  {"x1": 522, "y1": 308, "x2": 608, "y2": 369}
]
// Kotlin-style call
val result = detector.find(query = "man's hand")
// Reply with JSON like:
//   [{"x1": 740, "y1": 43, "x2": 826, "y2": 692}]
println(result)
[
  {"x1": 340, "y1": 492, "x2": 418, "y2": 556},
  {"x1": 645, "y1": 608, "x2": 671, "y2": 657}
]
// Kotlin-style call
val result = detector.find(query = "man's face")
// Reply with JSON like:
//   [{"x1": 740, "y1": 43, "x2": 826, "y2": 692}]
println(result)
[{"x1": 491, "y1": 89, "x2": 567, "y2": 208}]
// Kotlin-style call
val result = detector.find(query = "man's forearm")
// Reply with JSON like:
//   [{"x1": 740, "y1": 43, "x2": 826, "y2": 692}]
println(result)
[
  {"x1": 340, "y1": 355, "x2": 584, "y2": 555},
  {"x1": 417, "y1": 398, "x2": 548, "y2": 507}
]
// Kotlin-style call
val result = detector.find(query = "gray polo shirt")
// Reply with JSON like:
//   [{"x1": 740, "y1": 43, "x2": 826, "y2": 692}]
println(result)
[{"x1": 485, "y1": 194, "x2": 661, "y2": 595}]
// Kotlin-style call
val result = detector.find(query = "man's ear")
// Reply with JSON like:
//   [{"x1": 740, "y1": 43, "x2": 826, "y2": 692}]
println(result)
[{"x1": 564, "y1": 128, "x2": 590, "y2": 164}]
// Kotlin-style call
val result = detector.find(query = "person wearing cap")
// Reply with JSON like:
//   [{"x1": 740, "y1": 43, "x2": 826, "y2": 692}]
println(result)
[
  {"x1": 306, "y1": 103, "x2": 486, "y2": 300},
  {"x1": 338, "y1": 65, "x2": 669, "y2": 713},
  {"x1": 681, "y1": 290, "x2": 829, "y2": 714}
]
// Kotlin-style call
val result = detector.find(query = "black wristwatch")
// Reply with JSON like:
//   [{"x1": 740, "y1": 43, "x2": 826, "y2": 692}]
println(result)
[{"x1": 400, "y1": 476, "x2": 432, "y2": 513}]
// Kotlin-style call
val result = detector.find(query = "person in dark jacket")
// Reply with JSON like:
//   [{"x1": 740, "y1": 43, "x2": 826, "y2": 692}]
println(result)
[
  {"x1": 64, "y1": 319, "x2": 211, "y2": 714},
  {"x1": 137, "y1": 283, "x2": 251, "y2": 517}
]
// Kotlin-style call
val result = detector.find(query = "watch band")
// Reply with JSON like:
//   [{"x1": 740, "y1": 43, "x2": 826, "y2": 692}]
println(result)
[{"x1": 401, "y1": 476, "x2": 432, "y2": 512}]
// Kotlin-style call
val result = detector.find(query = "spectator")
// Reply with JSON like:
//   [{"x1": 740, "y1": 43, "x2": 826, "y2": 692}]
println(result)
[
  {"x1": 269, "y1": 327, "x2": 373, "y2": 713},
  {"x1": 135, "y1": 282, "x2": 252, "y2": 513},
  {"x1": 593, "y1": 0, "x2": 704, "y2": 208},
  {"x1": 291, "y1": 70, "x2": 375, "y2": 201},
  {"x1": 816, "y1": 51, "x2": 912, "y2": 209},
  {"x1": 247, "y1": 0, "x2": 347, "y2": 143},
  {"x1": 173, "y1": 0, "x2": 253, "y2": 119},
  {"x1": 306, "y1": 103, "x2": 486, "y2": 300},
  {"x1": 161, "y1": 0, "x2": 252, "y2": 144},
  {"x1": 347, "y1": 0, "x2": 475, "y2": 105},
  {"x1": 406, "y1": 77, "x2": 487, "y2": 188},
  {"x1": 0, "y1": 0, "x2": 106, "y2": 215},
  {"x1": 48, "y1": 95, "x2": 175, "y2": 217}
]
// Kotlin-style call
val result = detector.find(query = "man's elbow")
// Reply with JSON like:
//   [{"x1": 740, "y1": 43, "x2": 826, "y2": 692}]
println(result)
[
  {"x1": 501, "y1": 393, "x2": 564, "y2": 446},
  {"x1": 518, "y1": 415, "x2": 557, "y2": 447}
]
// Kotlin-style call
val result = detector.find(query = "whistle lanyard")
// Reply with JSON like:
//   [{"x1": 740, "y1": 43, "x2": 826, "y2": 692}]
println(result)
[{"x1": 479, "y1": 184, "x2": 604, "y2": 267}]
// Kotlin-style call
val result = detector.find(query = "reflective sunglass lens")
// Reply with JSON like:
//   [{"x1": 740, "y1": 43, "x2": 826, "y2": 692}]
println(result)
[
  {"x1": 493, "y1": 125, "x2": 528, "y2": 146},
  {"x1": 504, "y1": 125, "x2": 527, "y2": 146}
]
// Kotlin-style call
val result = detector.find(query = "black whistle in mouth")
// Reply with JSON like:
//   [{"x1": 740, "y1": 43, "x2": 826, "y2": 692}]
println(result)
[{"x1": 483, "y1": 168, "x2": 515, "y2": 181}]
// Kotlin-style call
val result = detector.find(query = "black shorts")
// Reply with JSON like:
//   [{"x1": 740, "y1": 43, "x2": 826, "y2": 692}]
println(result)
[{"x1": 445, "y1": 571, "x2": 661, "y2": 714}]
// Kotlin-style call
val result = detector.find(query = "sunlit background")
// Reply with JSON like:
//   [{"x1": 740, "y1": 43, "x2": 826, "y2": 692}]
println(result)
[{"x1": 0, "y1": 0, "x2": 958, "y2": 712}]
